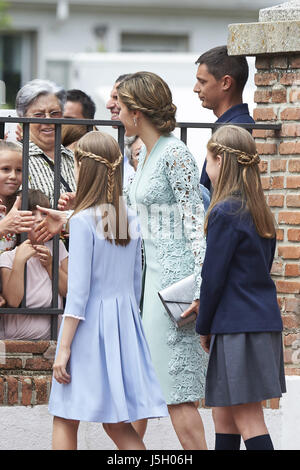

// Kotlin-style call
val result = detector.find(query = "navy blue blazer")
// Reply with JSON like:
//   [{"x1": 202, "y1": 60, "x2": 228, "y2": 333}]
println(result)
[
  {"x1": 196, "y1": 199, "x2": 283, "y2": 335},
  {"x1": 200, "y1": 103, "x2": 255, "y2": 191}
]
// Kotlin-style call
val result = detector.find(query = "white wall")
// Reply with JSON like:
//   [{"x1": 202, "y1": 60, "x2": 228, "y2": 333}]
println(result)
[{"x1": 8, "y1": 3, "x2": 258, "y2": 78}]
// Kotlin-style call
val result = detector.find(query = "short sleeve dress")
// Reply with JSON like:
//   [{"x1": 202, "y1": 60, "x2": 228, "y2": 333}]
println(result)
[
  {"x1": 48, "y1": 208, "x2": 168, "y2": 423},
  {"x1": 128, "y1": 135, "x2": 208, "y2": 405}
]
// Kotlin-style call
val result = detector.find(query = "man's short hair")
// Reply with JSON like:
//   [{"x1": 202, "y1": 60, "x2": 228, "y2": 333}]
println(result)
[
  {"x1": 195, "y1": 45, "x2": 249, "y2": 93},
  {"x1": 115, "y1": 74, "x2": 132, "y2": 84},
  {"x1": 66, "y1": 89, "x2": 96, "y2": 119}
]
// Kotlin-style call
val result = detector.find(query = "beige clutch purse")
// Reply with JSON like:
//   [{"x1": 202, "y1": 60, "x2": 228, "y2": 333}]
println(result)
[{"x1": 158, "y1": 275, "x2": 196, "y2": 328}]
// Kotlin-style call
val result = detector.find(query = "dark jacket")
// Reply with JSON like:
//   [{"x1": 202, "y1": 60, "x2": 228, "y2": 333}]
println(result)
[
  {"x1": 196, "y1": 199, "x2": 283, "y2": 335},
  {"x1": 200, "y1": 103, "x2": 255, "y2": 191}
]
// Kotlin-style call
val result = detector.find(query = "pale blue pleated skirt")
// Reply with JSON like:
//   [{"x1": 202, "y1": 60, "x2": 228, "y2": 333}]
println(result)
[{"x1": 48, "y1": 294, "x2": 169, "y2": 423}]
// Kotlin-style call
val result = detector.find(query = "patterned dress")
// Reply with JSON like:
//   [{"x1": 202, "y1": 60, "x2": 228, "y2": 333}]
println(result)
[
  {"x1": 128, "y1": 134, "x2": 208, "y2": 405},
  {"x1": 0, "y1": 213, "x2": 16, "y2": 255}
]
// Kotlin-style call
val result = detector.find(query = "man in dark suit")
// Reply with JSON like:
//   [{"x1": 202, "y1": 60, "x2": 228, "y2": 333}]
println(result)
[{"x1": 193, "y1": 45, "x2": 255, "y2": 191}]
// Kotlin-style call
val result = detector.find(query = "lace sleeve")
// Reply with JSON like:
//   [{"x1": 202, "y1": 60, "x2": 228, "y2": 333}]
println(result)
[{"x1": 163, "y1": 143, "x2": 206, "y2": 299}]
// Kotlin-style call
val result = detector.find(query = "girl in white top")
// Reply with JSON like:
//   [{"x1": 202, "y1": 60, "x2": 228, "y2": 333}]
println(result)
[
  {"x1": 0, "y1": 189, "x2": 68, "y2": 340},
  {"x1": 0, "y1": 141, "x2": 36, "y2": 334}
]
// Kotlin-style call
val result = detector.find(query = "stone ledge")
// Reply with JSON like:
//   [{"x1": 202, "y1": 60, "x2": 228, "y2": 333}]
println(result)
[
  {"x1": 228, "y1": 20, "x2": 300, "y2": 56},
  {"x1": 3, "y1": 340, "x2": 54, "y2": 354},
  {"x1": 259, "y1": 1, "x2": 300, "y2": 23}
]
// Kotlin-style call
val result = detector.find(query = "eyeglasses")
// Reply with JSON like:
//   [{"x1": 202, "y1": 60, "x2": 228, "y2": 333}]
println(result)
[{"x1": 29, "y1": 110, "x2": 63, "y2": 119}]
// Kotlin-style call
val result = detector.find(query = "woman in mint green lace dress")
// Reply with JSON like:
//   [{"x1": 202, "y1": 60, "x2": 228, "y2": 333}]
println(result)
[{"x1": 118, "y1": 72, "x2": 208, "y2": 450}]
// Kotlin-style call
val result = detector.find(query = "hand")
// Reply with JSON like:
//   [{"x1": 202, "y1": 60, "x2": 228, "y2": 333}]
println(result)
[
  {"x1": 0, "y1": 294, "x2": 6, "y2": 307},
  {"x1": 181, "y1": 299, "x2": 199, "y2": 319},
  {"x1": 58, "y1": 192, "x2": 76, "y2": 211},
  {"x1": 0, "y1": 196, "x2": 35, "y2": 235},
  {"x1": 0, "y1": 198, "x2": 6, "y2": 215},
  {"x1": 34, "y1": 244, "x2": 52, "y2": 269},
  {"x1": 34, "y1": 205, "x2": 67, "y2": 242},
  {"x1": 15, "y1": 124, "x2": 23, "y2": 142},
  {"x1": 15, "y1": 239, "x2": 37, "y2": 264},
  {"x1": 199, "y1": 335, "x2": 211, "y2": 354},
  {"x1": 53, "y1": 346, "x2": 71, "y2": 384}
]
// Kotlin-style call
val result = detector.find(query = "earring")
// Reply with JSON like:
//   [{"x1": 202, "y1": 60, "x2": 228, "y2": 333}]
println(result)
[{"x1": 133, "y1": 117, "x2": 137, "y2": 126}]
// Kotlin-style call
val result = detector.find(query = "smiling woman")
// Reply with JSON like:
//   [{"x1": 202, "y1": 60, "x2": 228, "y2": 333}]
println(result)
[{"x1": 15, "y1": 79, "x2": 76, "y2": 208}]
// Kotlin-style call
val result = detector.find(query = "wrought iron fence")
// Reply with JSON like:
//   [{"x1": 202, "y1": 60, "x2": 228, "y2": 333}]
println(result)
[{"x1": 0, "y1": 116, "x2": 281, "y2": 340}]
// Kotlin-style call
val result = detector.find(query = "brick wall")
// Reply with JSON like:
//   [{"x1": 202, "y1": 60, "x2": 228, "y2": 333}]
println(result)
[
  {"x1": 0, "y1": 341, "x2": 55, "y2": 406},
  {"x1": 0, "y1": 339, "x2": 281, "y2": 410},
  {"x1": 254, "y1": 53, "x2": 300, "y2": 376}
]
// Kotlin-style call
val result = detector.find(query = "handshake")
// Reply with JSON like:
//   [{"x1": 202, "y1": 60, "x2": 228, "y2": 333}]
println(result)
[
  {"x1": 0, "y1": 196, "x2": 35, "y2": 236},
  {"x1": 0, "y1": 192, "x2": 76, "y2": 243},
  {"x1": 34, "y1": 192, "x2": 76, "y2": 242}
]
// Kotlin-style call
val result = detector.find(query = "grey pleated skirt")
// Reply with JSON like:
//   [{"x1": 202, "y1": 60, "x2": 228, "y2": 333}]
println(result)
[{"x1": 205, "y1": 332, "x2": 286, "y2": 407}]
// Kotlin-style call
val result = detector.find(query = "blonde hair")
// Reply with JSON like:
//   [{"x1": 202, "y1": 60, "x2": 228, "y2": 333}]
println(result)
[
  {"x1": 0, "y1": 141, "x2": 22, "y2": 212},
  {"x1": 117, "y1": 71, "x2": 177, "y2": 135},
  {"x1": 205, "y1": 125, "x2": 276, "y2": 239},
  {"x1": 73, "y1": 131, "x2": 130, "y2": 246},
  {"x1": 0, "y1": 141, "x2": 22, "y2": 153}
]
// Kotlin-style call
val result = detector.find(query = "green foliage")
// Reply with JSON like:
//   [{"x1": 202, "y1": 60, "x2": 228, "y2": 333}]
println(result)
[{"x1": 0, "y1": 1, "x2": 11, "y2": 30}]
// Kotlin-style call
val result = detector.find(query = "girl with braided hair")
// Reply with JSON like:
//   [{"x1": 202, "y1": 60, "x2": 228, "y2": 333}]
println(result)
[
  {"x1": 48, "y1": 131, "x2": 168, "y2": 450},
  {"x1": 196, "y1": 125, "x2": 286, "y2": 450}
]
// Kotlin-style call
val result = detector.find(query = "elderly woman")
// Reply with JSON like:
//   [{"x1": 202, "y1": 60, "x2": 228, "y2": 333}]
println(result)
[{"x1": 15, "y1": 79, "x2": 76, "y2": 208}]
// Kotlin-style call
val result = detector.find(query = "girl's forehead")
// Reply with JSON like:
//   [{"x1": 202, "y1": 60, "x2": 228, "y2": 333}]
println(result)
[{"x1": 0, "y1": 150, "x2": 22, "y2": 163}]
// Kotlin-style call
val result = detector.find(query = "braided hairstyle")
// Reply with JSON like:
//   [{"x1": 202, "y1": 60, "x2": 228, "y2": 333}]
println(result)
[
  {"x1": 73, "y1": 131, "x2": 130, "y2": 246},
  {"x1": 76, "y1": 146, "x2": 123, "y2": 203},
  {"x1": 117, "y1": 71, "x2": 177, "y2": 136},
  {"x1": 208, "y1": 142, "x2": 261, "y2": 167},
  {"x1": 205, "y1": 124, "x2": 275, "y2": 239}
]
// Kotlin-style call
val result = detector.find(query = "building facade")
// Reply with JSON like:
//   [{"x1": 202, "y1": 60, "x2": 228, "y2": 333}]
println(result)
[{"x1": 0, "y1": 0, "x2": 279, "y2": 106}]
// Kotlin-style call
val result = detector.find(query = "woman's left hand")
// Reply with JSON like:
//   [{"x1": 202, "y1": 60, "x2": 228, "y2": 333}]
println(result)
[
  {"x1": 181, "y1": 299, "x2": 199, "y2": 319},
  {"x1": 199, "y1": 335, "x2": 211, "y2": 354},
  {"x1": 53, "y1": 346, "x2": 71, "y2": 384}
]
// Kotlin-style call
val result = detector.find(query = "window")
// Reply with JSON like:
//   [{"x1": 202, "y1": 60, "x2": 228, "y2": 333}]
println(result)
[{"x1": 0, "y1": 32, "x2": 36, "y2": 108}]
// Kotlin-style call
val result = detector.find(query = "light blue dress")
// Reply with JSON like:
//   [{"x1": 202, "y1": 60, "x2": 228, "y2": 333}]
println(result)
[
  {"x1": 128, "y1": 134, "x2": 208, "y2": 405},
  {"x1": 48, "y1": 208, "x2": 168, "y2": 423}
]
